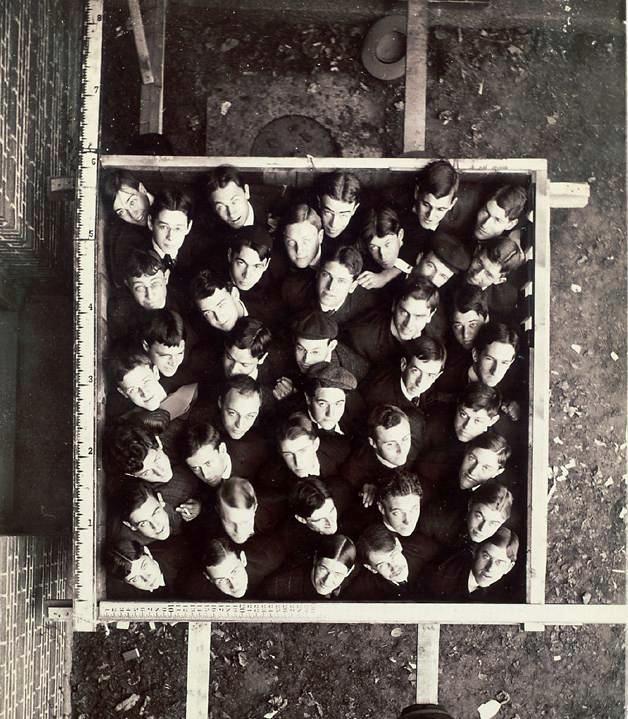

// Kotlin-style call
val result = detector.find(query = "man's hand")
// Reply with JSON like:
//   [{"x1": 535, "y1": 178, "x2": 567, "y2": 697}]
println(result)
[
  {"x1": 357, "y1": 271, "x2": 388, "y2": 290},
  {"x1": 360, "y1": 483, "x2": 377, "y2": 508},
  {"x1": 175, "y1": 499, "x2": 201, "y2": 522},
  {"x1": 273, "y1": 376, "x2": 295, "y2": 400}
]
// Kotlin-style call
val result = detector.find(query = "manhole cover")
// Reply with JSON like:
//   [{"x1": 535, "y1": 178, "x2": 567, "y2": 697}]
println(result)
[{"x1": 251, "y1": 115, "x2": 340, "y2": 157}]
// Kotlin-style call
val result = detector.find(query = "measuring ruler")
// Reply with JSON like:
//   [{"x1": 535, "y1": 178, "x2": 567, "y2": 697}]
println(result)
[{"x1": 73, "y1": 0, "x2": 103, "y2": 633}]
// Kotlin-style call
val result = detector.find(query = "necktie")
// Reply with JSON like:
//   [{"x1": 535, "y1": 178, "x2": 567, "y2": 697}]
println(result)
[{"x1": 163, "y1": 254, "x2": 175, "y2": 271}]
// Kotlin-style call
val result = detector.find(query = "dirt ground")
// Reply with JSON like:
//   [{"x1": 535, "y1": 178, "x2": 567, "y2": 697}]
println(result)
[{"x1": 76, "y1": 3, "x2": 628, "y2": 718}]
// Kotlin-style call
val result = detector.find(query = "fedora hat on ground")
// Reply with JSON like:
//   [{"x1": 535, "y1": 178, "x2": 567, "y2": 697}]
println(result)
[{"x1": 361, "y1": 14, "x2": 407, "y2": 81}]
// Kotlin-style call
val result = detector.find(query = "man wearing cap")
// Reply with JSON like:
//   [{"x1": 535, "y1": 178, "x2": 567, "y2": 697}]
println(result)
[
  {"x1": 343, "y1": 276, "x2": 442, "y2": 372},
  {"x1": 273, "y1": 310, "x2": 370, "y2": 401},
  {"x1": 411, "y1": 229, "x2": 471, "y2": 289}
]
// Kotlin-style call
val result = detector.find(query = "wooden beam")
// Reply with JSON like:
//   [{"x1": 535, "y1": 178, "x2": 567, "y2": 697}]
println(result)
[
  {"x1": 548, "y1": 181, "x2": 590, "y2": 208},
  {"x1": 128, "y1": 0, "x2": 155, "y2": 84},
  {"x1": 403, "y1": 0, "x2": 429, "y2": 152},
  {"x1": 139, "y1": 0, "x2": 167, "y2": 135},
  {"x1": 416, "y1": 624, "x2": 440, "y2": 704},
  {"x1": 186, "y1": 623, "x2": 212, "y2": 719}
]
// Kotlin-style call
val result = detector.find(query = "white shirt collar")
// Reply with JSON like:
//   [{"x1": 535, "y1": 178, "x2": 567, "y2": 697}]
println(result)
[
  {"x1": 468, "y1": 570, "x2": 480, "y2": 593},
  {"x1": 221, "y1": 453, "x2": 233, "y2": 480},
  {"x1": 375, "y1": 452, "x2": 399, "y2": 469},
  {"x1": 244, "y1": 201, "x2": 255, "y2": 226},
  {"x1": 399, "y1": 376, "x2": 420, "y2": 402},
  {"x1": 307, "y1": 408, "x2": 344, "y2": 436}
]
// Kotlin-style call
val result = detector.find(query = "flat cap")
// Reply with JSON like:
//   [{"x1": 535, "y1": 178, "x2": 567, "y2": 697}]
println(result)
[
  {"x1": 430, "y1": 230, "x2": 471, "y2": 273},
  {"x1": 292, "y1": 311, "x2": 338, "y2": 340},
  {"x1": 231, "y1": 223, "x2": 274, "y2": 251},
  {"x1": 307, "y1": 362, "x2": 357, "y2": 390},
  {"x1": 399, "y1": 704, "x2": 456, "y2": 719}
]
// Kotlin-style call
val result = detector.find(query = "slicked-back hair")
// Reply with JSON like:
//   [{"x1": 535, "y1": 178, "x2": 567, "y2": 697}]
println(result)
[
  {"x1": 459, "y1": 382, "x2": 501, "y2": 417},
  {"x1": 415, "y1": 160, "x2": 459, "y2": 199},
  {"x1": 360, "y1": 205, "x2": 401, "y2": 244},
  {"x1": 108, "y1": 351, "x2": 153, "y2": 387},
  {"x1": 377, "y1": 470, "x2": 423, "y2": 504},
  {"x1": 474, "y1": 321, "x2": 520, "y2": 355},
  {"x1": 280, "y1": 201, "x2": 323, "y2": 233},
  {"x1": 465, "y1": 431, "x2": 511, "y2": 468},
  {"x1": 368, "y1": 404, "x2": 408, "y2": 439},
  {"x1": 469, "y1": 482, "x2": 513, "y2": 519},
  {"x1": 290, "y1": 478, "x2": 331, "y2": 519},
  {"x1": 317, "y1": 171, "x2": 361, "y2": 204},
  {"x1": 491, "y1": 185, "x2": 528, "y2": 221},
  {"x1": 317, "y1": 534, "x2": 356, "y2": 570},
  {"x1": 451, "y1": 283, "x2": 489, "y2": 319},
  {"x1": 140, "y1": 309, "x2": 186, "y2": 348},
  {"x1": 219, "y1": 373, "x2": 261, "y2": 402},
  {"x1": 396, "y1": 276, "x2": 440, "y2": 311},
  {"x1": 277, "y1": 411, "x2": 318, "y2": 444},
  {"x1": 180, "y1": 420, "x2": 221, "y2": 460},
  {"x1": 323, "y1": 244, "x2": 363, "y2": 279},
  {"x1": 229, "y1": 229, "x2": 272, "y2": 261},
  {"x1": 106, "y1": 423, "x2": 159, "y2": 475},
  {"x1": 206, "y1": 165, "x2": 245, "y2": 196},
  {"x1": 225, "y1": 317, "x2": 272, "y2": 359},
  {"x1": 124, "y1": 249, "x2": 165, "y2": 282},
  {"x1": 149, "y1": 188, "x2": 194, "y2": 221},
  {"x1": 480, "y1": 525, "x2": 519, "y2": 562},
  {"x1": 101, "y1": 169, "x2": 142, "y2": 209},
  {"x1": 218, "y1": 476, "x2": 257, "y2": 510},
  {"x1": 302, "y1": 374, "x2": 348, "y2": 399},
  {"x1": 191, "y1": 269, "x2": 233, "y2": 302},
  {"x1": 483, "y1": 236, "x2": 524, "y2": 275},
  {"x1": 357, "y1": 523, "x2": 397, "y2": 563},
  {"x1": 402, "y1": 335, "x2": 447, "y2": 367},
  {"x1": 116, "y1": 482, "x2": 159, "y2": 523},
  {"x1": 203, "y1": 536, "x2": 239, "y2": 569},
  {"x1": 108, "y1": 541, "x2": 146, "y2": 580}
]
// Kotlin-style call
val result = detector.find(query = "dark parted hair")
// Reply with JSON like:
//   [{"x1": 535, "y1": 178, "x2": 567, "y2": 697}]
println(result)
[
  {"x1": 396, "y1": 276, "x2": 440, "y2": 311},
  {"x1": 191, "y1": 269, "x2": 233, "y2": 302},
  {"x1": 316, "y1": 534, "x2": 356, "y2": 570},
  {"x1": 317, "y1": 171, "x2": 361, "y2": 204},
  {"x1": 465, "y1": 431, "x2": 511, "y2": 468},
  {"x1": 229, "y1": 227, "x2": 272, "y2": 261},
  {"x1": 402, "y1": 335, "x2": 447, "y2": 367},
  {"x1": 450, "y1": 283, "x2": 489, "y2": 319},
  {"x1": 140, "y1": 309, "x2": 186, "y2": 348},
  {"x1": 148, "y1": 188, "x2": 194, "y2": 221},
  {"x1": 415, "y1": 160, "x2": 459, "y2": 199},
  {"x1": 218, "y1": 373, "x2": 261, "y2": 401},
  {"x1": 203, "y1": 536, "x2": 239, "y2": 569},
  {"x1": 108, "y1": 351, "x2": 153, "y2": 387},
  {"x1": 224, "y1": 317, "x2": 272, "y2": 358},
  {"x1": 277, "y1": 411, "x2": 318, "y2": 444},
  {"x1": 106, "y1": 423, "x2": 159, "y2": 475},
  {"x1": 360, "y1": 205, "x2": 401, "y2": 244},
  {"x1": 482, "y1": 236, "x2": 524, "y2": 275},
  {"x1": 491, "y1": 184, "x2": 528, "y2": 221},
  {"x1": 115, "y1": 482, "x2": 160, "y2": 524},
  {"x1": 123, "y1": 249, "x2": 165, "y2": 282},
  {"x1": 473, "y1": 321, "x2": 520, "y2": 355},
  {"x1": 180, "y1": 420, "x2": 221, "y2": 460},
  {"x1": 108, "y1": 540, "x2": 148, "y2": 580},
  {"x1": 480, "y1": 525, "x2": 519, "y2": 561},
  {"x1": 459, "y1": 382, "x2": 501, "y2": 417},
  {"x1": 290, "y1": 478, "x2": 331, "y2": 519},
  {"x1": 367, "y1": 404, "x2": 408, "y2": 438},
  {"x1": 280, "y1": 201, "x2": 323, "y2": 235},
  {"x1": 322, "y1": 244, "x2": 363, "y2": 279},
  {"x1": 101, "y1": 169, "x2": 142, "y2": 210},
  {"x1": 377, "y1": 470, "x2": 423, "y2": 503},
  {"x1": 468, "y1": 482, "x2": 513, "y2": 518},
  {"x1": 206, "y1": 165, "x2": 245, "y2": 196},
  {"x1": 357, "y1": 523, "x2": 397, "y2": 563}
]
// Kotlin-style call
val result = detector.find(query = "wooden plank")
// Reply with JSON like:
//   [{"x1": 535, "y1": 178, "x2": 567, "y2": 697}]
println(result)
[
  {"x1": 548, "y1": 181, "x2": 590, "y2": 208},
  {"x1": 416, "y1": 624, "x2": 440, "y2": 704},
  {"x1": 128, "y1": 0, "x2": 155, "y2": 85},
  {"x1": 139, "y1": 0, "x2": 167, "y2": 135},
  {"x1": 186, "y1": 623, "x2": 212, "y2": 719},
  {"x1": 98, "y1": 602, "x2": 628, "y2": 625},
  {"x1": 403, "y1": 0, "x2": 429, "y2": 152}
]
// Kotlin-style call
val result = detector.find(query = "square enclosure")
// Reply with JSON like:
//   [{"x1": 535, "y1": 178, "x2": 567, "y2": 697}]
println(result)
[{"x1": 73, "y1": 156, "x2": 549, "y2": 627}]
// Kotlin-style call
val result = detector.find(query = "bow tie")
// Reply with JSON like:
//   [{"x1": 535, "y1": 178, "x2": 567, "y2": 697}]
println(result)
[{"x1": 162, "y1": 253, "x2": 176, "y2": 271}]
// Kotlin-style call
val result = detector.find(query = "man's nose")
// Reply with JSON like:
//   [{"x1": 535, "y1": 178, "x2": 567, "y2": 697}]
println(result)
[{"x1": 201, "y1": 464, "x2": 212, "y2": 479}]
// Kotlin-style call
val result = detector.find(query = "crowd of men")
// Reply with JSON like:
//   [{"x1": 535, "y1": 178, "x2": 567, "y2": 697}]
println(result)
[{"x1": 100, "y1": 159, "x2": 530, "y2": 603}]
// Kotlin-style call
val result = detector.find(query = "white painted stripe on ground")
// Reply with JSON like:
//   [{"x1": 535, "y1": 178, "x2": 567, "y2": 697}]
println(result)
[
  {"x1": 186, "y1": 622, "x2": 212, "y2": 719},
  {"x1": 416, "y1": 623, "x2": 440, "y2": 704}
]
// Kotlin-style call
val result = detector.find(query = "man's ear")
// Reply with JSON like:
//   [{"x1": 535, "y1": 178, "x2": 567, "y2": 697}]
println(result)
[
  {"x1": 217, "y1": 396, "x2": 223, "y2": 410},
  {"x1": 186, "y1": 219, "x2": 193, "y2": 233},
  {"x1": 155, "y1": 436, "x2": 163, "y2": 450},
  {"x1": 122, "y1": 520, "x2": 136, "y2": 532},
  {"x1": 368, "y1": 436, "x2": 376, "y2": 451},
  {"x1": 157, "y1": 492, "x2": 165, "y2": 507},
  {"x1": 138, "y1": 182, "x2": 147, "y2": 196},
  {"x1": 494, "y1": 274, "x2": 508, "y2": 285},
  {"x1": 397, "y1": 228, "x2": 405, "y2": 245},
  {"x1": 351, "y1": 202, "x2": 360, "y2": 216},
  {"x1": 147, "y1": 215, "x2": 153, "y2": 231},
  {"x1": 295, "y1": 515, "x2": 307, "y2": 525},
  {"x1": 488, "y1": 414, "x2": 500, "y2": 427},
  {"x1": 258, "y1": 352, "x2": 268, "y2": 366},
  {"x1": 316, "y1": 228, "x2": 324, "y2": 248},
  {"x1": 449, "y1": 196, "x2": 458, "y2": 211},
  {"x1": 364, "y1": 562, "x2": 377, "y2": 574},
  {"x1": 227, "y1": 248, "x2": 233, "y2": 263},
  {"x1": 505, "y1": 218, "x2": 518, "y2": 232},
  {"x1": 376, "y1": 501, "x2": 384, "y2": 516},
  {"x1": 313, "y1": 437, "x2": 321, "y2": 453},
  {"x1": 163, "y1": 269, "x2": 171, "y2": 284},
  {"x1": 328, "y1": 339, "x2": 338, "y2": 354},
  {"x1": 348, "y1": 279, "x2": 358, "y2": 294},
  {"x1": 152, "y1": 365, "x2": 160, "y2": 379},
  {"x1": 142, "y1": 340, "x2": 150, "y2": 353},
  {"x1": 504, "y1": 559, "x2": 515, "y2": 575},
  {"x1": 243, "y1": 183, "x2": 250, "y2": 200},
  {"x1": 262, "y1": 258, "x2": 271, "y2": 271},
  {"x1": 117, "y1": 386, "x2": 128, "y2": 399},
  {"x1": 400, "y1": 357, "x2": 407, "y2": 373},
  {"x1": 218, "y1": 442, "x2": 227, "y2": 456},
  {"x1": 494, "y1": 465, "x2": 505, "y2": 477},
  {"x1": 239, "y1": 551, "x2": 247, "y2": 568},
  {"x1": 471, "y1": 348, "x2": 479, "y2": 364}
]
